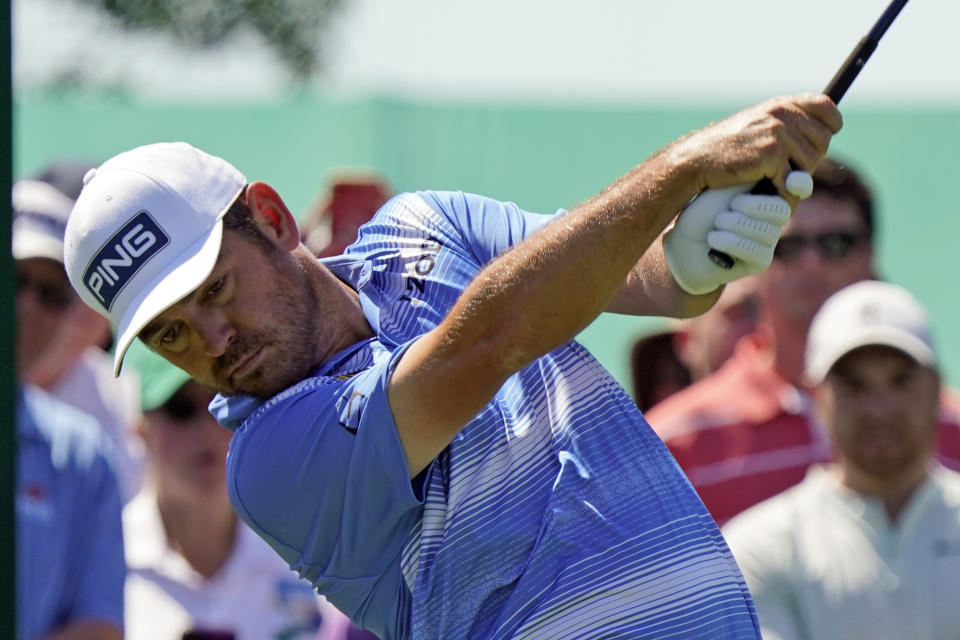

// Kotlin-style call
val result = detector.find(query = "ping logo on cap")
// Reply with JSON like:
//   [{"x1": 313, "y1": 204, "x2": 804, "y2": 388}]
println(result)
[{"x1": 83, "y1": 210, "x2": 169, "y2": 312}]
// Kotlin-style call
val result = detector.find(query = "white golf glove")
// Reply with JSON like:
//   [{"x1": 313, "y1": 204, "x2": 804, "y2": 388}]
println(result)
[{"x1": 663, "y1": 171, "x2": 814, "y2": 295}]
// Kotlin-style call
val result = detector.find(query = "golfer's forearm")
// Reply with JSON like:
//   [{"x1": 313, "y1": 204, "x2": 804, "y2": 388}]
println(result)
[
  {"x1": 388, "y1": 154, "x2": 699, "y2": 475},
  {"x1": 606, "y1": 240, "x2": 723, "y2": 318},
  {"x1": 442, "y1": 152, "x2": 698, "y2": 373}
]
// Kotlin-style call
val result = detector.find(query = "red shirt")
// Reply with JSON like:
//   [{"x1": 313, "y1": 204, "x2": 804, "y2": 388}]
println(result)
[{"x1": 645, "y1": 333, "x2": 960, "y2": 525}]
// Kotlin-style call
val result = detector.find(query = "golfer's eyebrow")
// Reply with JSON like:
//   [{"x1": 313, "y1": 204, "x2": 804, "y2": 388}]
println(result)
[
  {"x1": 137, "y1": 285, "x2": 204, "y2": 344},
  {"x1": 137, "y1": 242, "x2": 234, "y2": 343},
  {"x1": 138, "y1": 320, "x2": 165, "y2": 344}
]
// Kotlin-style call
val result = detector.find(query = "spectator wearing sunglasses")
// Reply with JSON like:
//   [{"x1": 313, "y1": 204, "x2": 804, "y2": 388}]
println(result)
[
  {"x1": 14, "y1": 176, "x2": 145, "y2": 502},
  {"x1": 121, "y1": 341, "x2": 377, "y2": 640},
  {"x1": 13, "y1": 178, "x2": 126, "y2": 639},
  {"x1": 646, "y1": 157, "x2": 960, "y2": 525}
]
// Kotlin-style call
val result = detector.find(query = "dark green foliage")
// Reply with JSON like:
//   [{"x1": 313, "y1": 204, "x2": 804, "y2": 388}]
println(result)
[{"x1": 80, "y1": 0, "x2": 343, "y2": 77}]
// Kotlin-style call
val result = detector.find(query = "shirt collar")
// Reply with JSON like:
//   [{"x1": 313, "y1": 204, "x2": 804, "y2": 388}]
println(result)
[
  {"x1": 210, "y1": 337, "x2": 382, "y2": 432},
  {"x1": 810, "y1": 463, "x2": 941, "y2": 531}
]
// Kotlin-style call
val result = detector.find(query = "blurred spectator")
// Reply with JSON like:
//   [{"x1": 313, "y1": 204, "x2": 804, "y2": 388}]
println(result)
[
  {"x1": 299, "y1": 174, "x2": 391, "y2": 257},
  {"x1": 630, "y1": 277, "x2": 759, "y2": 411},
  {"x1": 32, "y1": 159, "x2": 100, "y2": 201},
  {"x1": 723, "y1": 281, "x2": 960, "y2": 640},
  {"x1": 674, "y1": 277, "x2": 759, "y2": 382},
  {"x1": 14, "y1": 176, "x2": 145, "y2": 501},
  {"x1": 647, "y1": 157, "x2": 960, "y2": 525},
  {"x1": 15, "y1": 178, "x2": 125, "y2": 638},
  {"x1": 122, "y1": 341, "x2": 378, "y2": 640},
  {"x1": 629, "y1": 330, "x2": 691, "y2": 412},
  {"x1": 16, "y1": 387, "x2": 126, "y2": 640}
]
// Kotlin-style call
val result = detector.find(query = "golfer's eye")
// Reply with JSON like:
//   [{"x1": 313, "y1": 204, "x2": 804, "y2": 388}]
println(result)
[
  {"x1": 203, "y1": 276, "x2": 226, "y2": 301},
  {"x1": 159, "y1": 325, "x2": 180, "y2": 345}
]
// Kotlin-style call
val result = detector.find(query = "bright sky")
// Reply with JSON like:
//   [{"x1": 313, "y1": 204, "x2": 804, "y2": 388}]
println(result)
[{"x1": 14, "y1": 0, "x2": 960, "y2": 105}]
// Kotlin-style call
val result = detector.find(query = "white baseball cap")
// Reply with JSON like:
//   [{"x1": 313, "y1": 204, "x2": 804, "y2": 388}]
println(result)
[
  {"x1": 12, "y1": 179, "x2": 75, "y2": 263},
  {"x1": 805, "y1": 280, "x2": 936, "y2": 385},
  {"x1": 64, "y1": 142, "x2": 247, "y2": 376}
]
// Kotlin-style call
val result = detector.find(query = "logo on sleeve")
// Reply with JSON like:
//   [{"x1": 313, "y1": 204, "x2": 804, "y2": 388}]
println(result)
[
  {"x1": 83, "y1": 211, "x2": 169, "y2": 312},
  {"x1": 336, "y1": 389, "x2": 366, "y2": 435}
]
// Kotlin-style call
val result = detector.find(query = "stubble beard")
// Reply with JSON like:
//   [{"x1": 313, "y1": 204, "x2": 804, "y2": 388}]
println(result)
[{"x1": 213, "y1": 266, "x2": 324, "y2": 400}]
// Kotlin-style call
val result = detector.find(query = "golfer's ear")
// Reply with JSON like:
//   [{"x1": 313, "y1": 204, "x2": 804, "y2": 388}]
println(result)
[{"x1": 244, "y1": 181, "x2": 300, "y2": 251}]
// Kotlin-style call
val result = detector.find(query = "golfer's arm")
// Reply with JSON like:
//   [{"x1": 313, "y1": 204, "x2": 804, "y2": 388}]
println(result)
[
  {"x1": 389, "y1": 154, "x2": 703, "y2": 476},
  {"x1": 605, "y1": 233, "x2": 722, "y2": 318}
]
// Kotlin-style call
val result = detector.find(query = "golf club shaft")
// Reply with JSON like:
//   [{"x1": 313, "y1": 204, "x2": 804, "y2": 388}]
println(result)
[{"x1": 707, "y1": 0, "x2": 910, "y2": 269}]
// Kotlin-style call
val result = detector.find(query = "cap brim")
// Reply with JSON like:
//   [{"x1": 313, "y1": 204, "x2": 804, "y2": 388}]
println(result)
[
  {"x1": 12, "y1": 228, "x2": 65, "y2": 263},
  {"x1": 807, "y1": 328, "x2": 937, "y2": 385},
  {"x1": 111, "y1": 221, "x2": 224, "y2": 376}
]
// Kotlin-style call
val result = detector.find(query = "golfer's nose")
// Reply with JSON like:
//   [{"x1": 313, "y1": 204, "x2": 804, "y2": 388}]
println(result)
[{"x1": 193, "y1": 310, "x2": 236, "y2": 358}]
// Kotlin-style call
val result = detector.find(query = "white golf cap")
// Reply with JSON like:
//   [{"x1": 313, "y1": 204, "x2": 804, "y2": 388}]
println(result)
[
  {"x1": 64, "y1": 142, "x2": 247, "y2": 376},
  {"x1": 805, "y1": 280, "x2": 936, "y2": 385},
  {"x1": 12, "y1": 179, "x2": 75, "y2": 263}
]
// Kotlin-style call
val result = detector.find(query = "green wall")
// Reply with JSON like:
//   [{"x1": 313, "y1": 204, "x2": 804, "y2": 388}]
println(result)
[{"x1": 15, "y1": 92, "x2": 960, "y2": 391}]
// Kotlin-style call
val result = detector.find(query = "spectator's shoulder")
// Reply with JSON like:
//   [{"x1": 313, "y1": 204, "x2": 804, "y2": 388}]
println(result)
[
  {"x1": 20, "y1": 385, "x2": 112, "y2": 468},
  {"x1": 933, "y1": 465, "x2": 960, "y2": 506},
  {"x1": 721, "y1": 476, "x2": 819, "y2": 587},
  {"x1": 724, "y1": 482, "x2": 804, "y2": 539},
  {"x1": 939, "y1": 386, "x2": 960, "y2": 424},
  {"x1": 725, "y1": 468, "x2": 827, "y2": 539},
  {"x1": 934, "y1": 386, "x2": 960, "y2": 471},
  {"x1": 645, "y1": 368, "x2": 750, "y2": 440}
]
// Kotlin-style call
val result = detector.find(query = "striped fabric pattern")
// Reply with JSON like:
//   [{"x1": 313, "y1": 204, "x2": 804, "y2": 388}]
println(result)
[{"x1": 341, "y1": 192, "x2": 761, "y2": 638}]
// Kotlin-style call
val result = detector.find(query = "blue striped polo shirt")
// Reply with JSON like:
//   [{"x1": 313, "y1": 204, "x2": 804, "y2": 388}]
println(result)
[{"x1": 217, "y1": 191, "x2": 760, "y2": 640}]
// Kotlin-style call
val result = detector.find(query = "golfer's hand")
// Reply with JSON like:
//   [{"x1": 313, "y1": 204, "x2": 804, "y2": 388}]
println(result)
[
  {"x1": 667, "y1": 94, "x2": 840, "y2": 201},
  {"x1": 664, "y1": 171, "x2": 812, "y2": 294}
]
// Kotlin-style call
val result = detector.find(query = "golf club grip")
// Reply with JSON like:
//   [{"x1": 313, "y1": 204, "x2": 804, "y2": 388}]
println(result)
[
  {"x1": 707, "y1": 178, "x2": 779, "y2": 268},
  {"x1": 709, "y1": 34, "x2": 883, "y2": 269},
  {"x1": 707, "y1": 29, "x2": 872, "y2": 271},
  {"x1": 705, "y1": 0, "x2": 908, "y2": 271}
]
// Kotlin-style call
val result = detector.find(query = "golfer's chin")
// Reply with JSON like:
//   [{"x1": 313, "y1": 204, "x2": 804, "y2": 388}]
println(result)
[{"x1": 230, "y1": 354, "x2": 318, "y2": 401}]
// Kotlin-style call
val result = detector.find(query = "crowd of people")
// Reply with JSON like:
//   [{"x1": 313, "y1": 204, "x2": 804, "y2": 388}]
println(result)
[
  {"x1": 12, "y1": 92, "x2": 959, "y2": 639},
  {"x1": 631, "y1": 157, "x2": 960, "y2": 637}
]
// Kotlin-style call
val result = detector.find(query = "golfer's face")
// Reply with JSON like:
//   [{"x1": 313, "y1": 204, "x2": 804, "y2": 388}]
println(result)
[{"x1": 139, "y1": 229, "x2": 323, "y2": 399}]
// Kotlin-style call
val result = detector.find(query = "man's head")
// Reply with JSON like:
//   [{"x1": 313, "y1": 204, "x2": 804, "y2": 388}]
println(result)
[
  {"x1": 630, "y1": 330, "x2": 691, "y2": 411},
  {"x1": 805, "y1": 280, "x2": 939, "y2": 486},
  {"x1": 64, "y1": 142, "x2": 248, "y2": 376},
  {"x1": 756, "y1": 157, "x2": 876, "y2": 330},
  {"x1": 13, "y1": 179, "x2": 83, "y2": 374},
  {"x1": 65, "y1": 142, "x2": 365, "y2": 399}
]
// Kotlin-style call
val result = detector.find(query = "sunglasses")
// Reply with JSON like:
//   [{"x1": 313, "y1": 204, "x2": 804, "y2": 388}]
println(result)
[
  {"x1": 159, "y1": 387, "x2": 212, "y2": 422},
  {"x1": 773, "y1": 230, "x2": 869, "y2": 262},
  {"x1": 16, "y1": 272, "x2": 75, "y2": 310}
]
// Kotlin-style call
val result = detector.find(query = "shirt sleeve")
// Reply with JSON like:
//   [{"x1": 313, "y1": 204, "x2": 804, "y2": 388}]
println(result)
[
  {"x1": 417, "y1": 190, "x2": 557, "y2": 264},
  {"x1": 226, "y1": 342, "x2": 421, "y2": 634}
]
